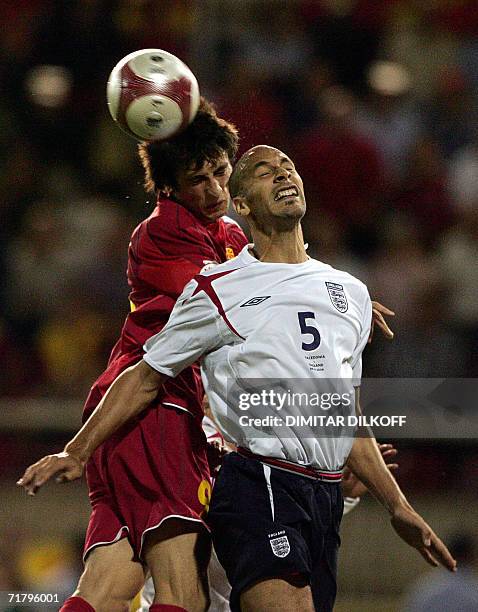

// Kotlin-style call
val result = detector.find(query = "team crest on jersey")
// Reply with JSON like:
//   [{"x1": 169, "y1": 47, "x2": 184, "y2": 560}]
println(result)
[
  {"x1": 269, "y1": 534, "x2": 290, "y2": 558},
  {"x1": 325, "y1": 282, "x2": 348, "y2": 313},
  {"x1": 225, "y1": 247, "x2": 235, "y2": 260},
  {"x1": 240, "y1": 296, "x2": 271, "y2": 307}
]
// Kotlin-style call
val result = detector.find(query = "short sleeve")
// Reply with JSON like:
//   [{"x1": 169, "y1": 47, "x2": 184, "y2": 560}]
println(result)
[
  {"x1": 143, "y1": 278, "x2": 222, "y2": 377},
  {"x1": 350, "y1": 289, "x2": 372, "y2": 386}
]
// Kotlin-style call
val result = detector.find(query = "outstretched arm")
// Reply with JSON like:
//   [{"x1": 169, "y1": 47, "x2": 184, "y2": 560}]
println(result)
[
  {"x1": 18, "y1": 360, "x2": 165, "y2": 495},
  {"x1": 346, "y1": 389, "x2": 456, "y2": 572}
]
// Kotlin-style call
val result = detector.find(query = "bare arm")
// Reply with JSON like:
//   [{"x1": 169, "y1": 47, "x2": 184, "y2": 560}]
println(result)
[
  {"x1": 18, "y1": 360, "x2": 165, "y2": 495},
  {"x1": 346, "y1": 388, "x2": 456, "y2": 571},
  {"x1": 341, "y1": 443, "x2": 398, "y2": 498}
]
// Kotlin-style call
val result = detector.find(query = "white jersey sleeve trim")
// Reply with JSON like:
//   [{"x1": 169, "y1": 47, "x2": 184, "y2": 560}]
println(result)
[{"x1": 142, "y1": 355, "x2": 176, "y2": 378}]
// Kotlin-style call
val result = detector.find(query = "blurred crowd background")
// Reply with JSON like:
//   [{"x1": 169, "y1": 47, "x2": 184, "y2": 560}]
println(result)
[{"x1": 1, "y1": 1, "x2": 477, "y2": 610}]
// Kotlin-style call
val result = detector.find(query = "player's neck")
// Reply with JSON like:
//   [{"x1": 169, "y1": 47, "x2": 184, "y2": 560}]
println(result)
[{"x1": 251, "y1": 226, "x2": 308, "y2": 264}]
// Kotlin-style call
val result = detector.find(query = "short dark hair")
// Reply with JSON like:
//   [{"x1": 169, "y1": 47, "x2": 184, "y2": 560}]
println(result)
[
  {"x1": 138, "y1": 97, "x2": 239, "y2": 195},
  {"x1": 228, "y1": 150, "x2": 250, "y2": 199}
]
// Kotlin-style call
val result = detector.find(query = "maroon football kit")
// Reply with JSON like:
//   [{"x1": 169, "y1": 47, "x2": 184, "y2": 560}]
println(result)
[{"x1": 82, "y1": 197, "x2": 247, "y2": 560}]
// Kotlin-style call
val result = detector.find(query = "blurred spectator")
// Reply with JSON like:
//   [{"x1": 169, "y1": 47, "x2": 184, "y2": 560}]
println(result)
[
  {"x1": 384, "y1": 7, "x2": 460, "y2": 102},
  {"x1": 422, "y1": 66, "x2": 477, "y2": 160},
  {"x1": 278, "y1": 59, "x2": 336, "y2": 134},
  {"x1": 215, "y1": 62, "x2": 287, "y2": 153},
  {"x1": 367, "y1": 211, "x2": 468, "y2": 378},
  {"x1": 436, "y1": 210, "x2": 478, "y2": 376},
  {"x1": 239, "y1": 4, "x2": 313, "y2": 83},
  {"x1": 301, "y1": 0, "x2": 391, "y2": 93},
  {"x1": 295, "y1": 85, "x2": 385, "y2": 257},
  {"x1": 402, "y1": 533, "x2": 478, "y2": 612},
  {"x1": 355, "y1": 61, "x2": 420, "y2": 185},
  {"x1": 448, "y1": 139, "x2": 478, "y2": 213},
  {"x1": 393, "y1": 137, "x2": 455, "y2": 246}
]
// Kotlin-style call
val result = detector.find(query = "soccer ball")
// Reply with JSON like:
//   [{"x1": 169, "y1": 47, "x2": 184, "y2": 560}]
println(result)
[{"x1": 107, "y1": 48, "x2": 200, "y2": 141}]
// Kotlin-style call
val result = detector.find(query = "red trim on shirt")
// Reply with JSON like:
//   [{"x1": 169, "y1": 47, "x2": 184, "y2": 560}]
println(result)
[{"x1": 192, "y1": 270, "x2": 245, "y2": 340}]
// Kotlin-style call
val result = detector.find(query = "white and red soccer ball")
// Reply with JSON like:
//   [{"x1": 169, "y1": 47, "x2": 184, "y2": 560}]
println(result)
[{"x1": 107, "y1": 48, "x2": 200, "y2": 141}]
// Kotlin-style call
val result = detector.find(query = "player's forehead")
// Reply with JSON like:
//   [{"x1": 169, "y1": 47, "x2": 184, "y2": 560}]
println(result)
[
  {"x1": 240, "y1": 146, "x2": 293, "y2": 176},
  {"x1": 185, "y1": 151, "x2": 230, "y2": 177}
]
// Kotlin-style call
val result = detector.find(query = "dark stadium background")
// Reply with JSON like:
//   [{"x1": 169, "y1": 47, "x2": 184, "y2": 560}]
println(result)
[{"x1": 1, "y1": 1, "x2": 477, "y2": 610}]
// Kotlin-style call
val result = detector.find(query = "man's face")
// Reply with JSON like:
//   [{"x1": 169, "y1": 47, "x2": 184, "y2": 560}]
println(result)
[
  {"x1": 174, "y1": 152, "x2": 232, "y2": 223},
  {"x1": 235, "y1": 146, "x2": 306, "y2": 230}
]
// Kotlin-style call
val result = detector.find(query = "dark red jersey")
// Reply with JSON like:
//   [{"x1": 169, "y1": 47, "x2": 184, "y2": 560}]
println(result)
[{"x1": 83, "y1": 197, "x2": 248, "y2": 421}]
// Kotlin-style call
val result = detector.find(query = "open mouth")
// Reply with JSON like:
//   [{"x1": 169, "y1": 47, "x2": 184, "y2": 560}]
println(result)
[{"x1": 274, "y1": 186, "x2": 299, "y2": 201}]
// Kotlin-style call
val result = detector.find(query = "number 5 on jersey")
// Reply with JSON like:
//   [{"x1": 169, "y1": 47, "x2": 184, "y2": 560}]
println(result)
[{"x1": 298, "y1": 312, "x2": 321, "y2": 351}]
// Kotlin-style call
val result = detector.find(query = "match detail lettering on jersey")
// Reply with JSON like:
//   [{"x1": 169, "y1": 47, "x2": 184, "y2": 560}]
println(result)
[
  {"x1": 240, "y1": 296, "x2": 271, "y2": 307},
  {"x1": 325, "y1": 281, "x2": 348, "y2": 313}
]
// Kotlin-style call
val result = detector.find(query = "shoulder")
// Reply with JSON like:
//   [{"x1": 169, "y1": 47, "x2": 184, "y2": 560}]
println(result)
[
  {"x1": 131, "y1": 199, "x2": 212, "y2": 251},
  {"x1": 310, "y1": 259, "x2": 370, "y2": 307},
  {"x1": 195, "y1": 246, "x2": 251, "y2": 279},
  {"x1": 149, "y1": 199, "x2": 207, "y2": 239}
]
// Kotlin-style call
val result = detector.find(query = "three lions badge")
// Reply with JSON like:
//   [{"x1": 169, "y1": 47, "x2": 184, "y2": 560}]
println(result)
[
  {"x1": 325, "y1": 281, "x2": 348, "y2": 313},
  {"x1": 269, "y1": 532, "x2": 291, "y2": 558}
]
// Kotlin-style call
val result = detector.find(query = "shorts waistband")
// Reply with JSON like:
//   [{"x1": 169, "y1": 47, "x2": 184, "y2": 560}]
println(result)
[{"x1": 237, "y1": 447, "x2": 343, "y2": 482}]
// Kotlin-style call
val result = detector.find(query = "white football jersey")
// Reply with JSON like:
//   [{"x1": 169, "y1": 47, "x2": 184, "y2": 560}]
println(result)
[{"x1": 144, "y1": 245, "x2": 371, "y2": 470}]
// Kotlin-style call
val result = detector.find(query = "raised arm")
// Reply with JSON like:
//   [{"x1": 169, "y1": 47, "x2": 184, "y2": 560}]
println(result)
[
  {"x1": 18, "y1": 360, "x2": 165, "y2": 495},
  {"x1": 346, "y1": 388, "x2": 456, "y2": 572}
]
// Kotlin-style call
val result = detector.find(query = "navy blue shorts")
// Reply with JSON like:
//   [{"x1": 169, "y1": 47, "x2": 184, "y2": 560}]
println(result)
[{"x1": 208, "y1": 452, "x2": 343, "y2": 612}]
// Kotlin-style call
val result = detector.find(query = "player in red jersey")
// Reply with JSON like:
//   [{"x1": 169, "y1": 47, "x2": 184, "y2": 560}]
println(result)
[{"x1": 27, "y1": 99, "x2": 245, "y2": 612}]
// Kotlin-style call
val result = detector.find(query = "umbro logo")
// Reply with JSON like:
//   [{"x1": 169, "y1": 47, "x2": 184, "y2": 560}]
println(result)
[{"x1": 240, "y1": 296, "x2": 271, "y2": 307}]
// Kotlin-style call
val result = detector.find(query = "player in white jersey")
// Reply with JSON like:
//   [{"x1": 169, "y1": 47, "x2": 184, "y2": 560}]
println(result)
[
  {"x1": 19, "y1": 146, "x2": 456, "y2": 612},
  {"x1": 137, "y1": 419, "x2": 398, "y2": 612}
]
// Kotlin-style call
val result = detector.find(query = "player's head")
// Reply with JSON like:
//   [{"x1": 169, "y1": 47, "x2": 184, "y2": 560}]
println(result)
[
  {"x1": 138, "y1": 97, "x2": 238, "y2": 222},
  {"x1": 229, "y1": 146, "x2": 306, "y2": 232}
]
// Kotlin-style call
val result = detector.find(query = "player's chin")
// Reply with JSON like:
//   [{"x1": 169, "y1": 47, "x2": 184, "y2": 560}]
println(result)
[
  {"x1": 204, "y1": 202, "x2": 228, "y2": 221},
  {"x1": 279, "y1": 202, "x2": 305, "y2": 219}
]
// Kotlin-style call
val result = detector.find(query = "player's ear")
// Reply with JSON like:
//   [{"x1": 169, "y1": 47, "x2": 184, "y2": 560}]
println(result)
[{"x1": 233, "y1": 196, "x2": 250, "y2": 217}]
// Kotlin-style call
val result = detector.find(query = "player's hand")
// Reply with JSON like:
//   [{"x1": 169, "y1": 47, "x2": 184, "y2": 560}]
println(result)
[
  {"x1": 390, "y1": 505, "x2": 457, "y2": 572},
  {"x1": 369, "y1": 301, "x2": 395, "y2": 343},
  {"x1": 17, "y1": 452, "x2": 85, "y2": 496},
  {"x1": 342, "y1": 443, "x2": 398, "y2": 498}
]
